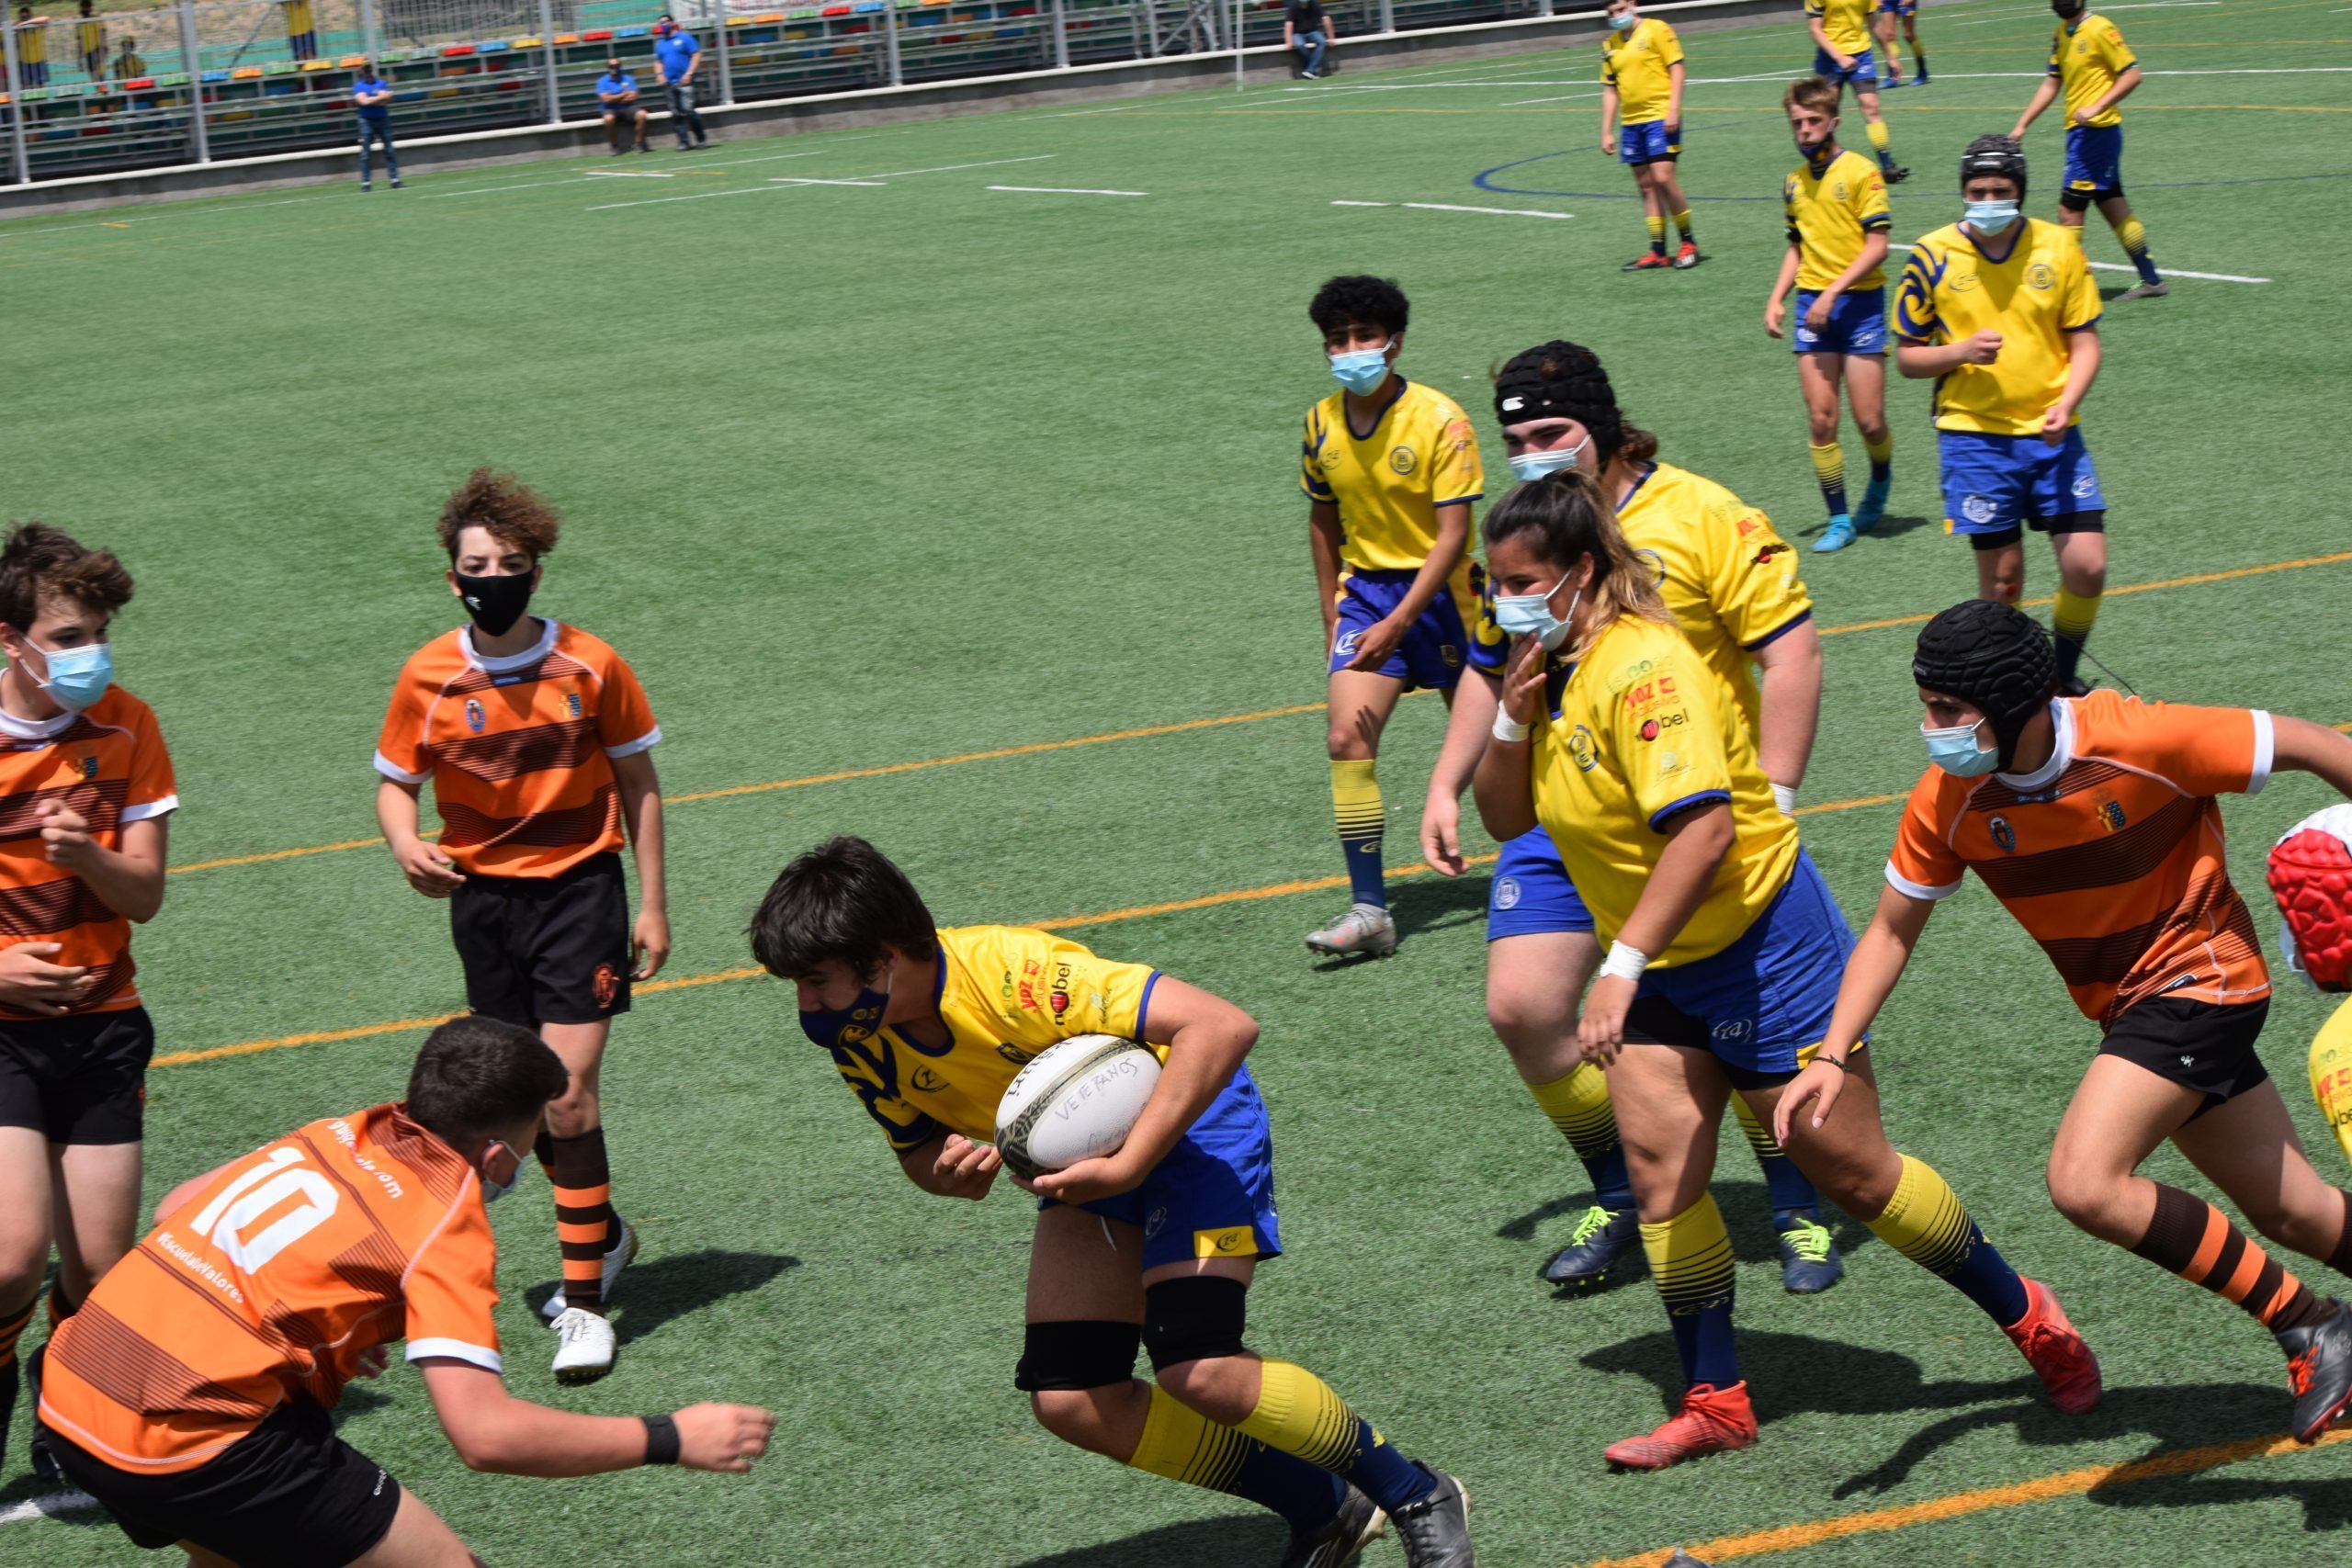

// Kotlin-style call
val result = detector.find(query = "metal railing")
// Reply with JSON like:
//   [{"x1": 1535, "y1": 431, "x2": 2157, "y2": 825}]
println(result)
[{"x1": 0, "y1": 0, "x2": 1556, "y2": 184}]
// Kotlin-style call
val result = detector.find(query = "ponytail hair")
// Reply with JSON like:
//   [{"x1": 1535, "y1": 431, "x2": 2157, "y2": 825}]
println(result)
[{"x1": 1480, "y1": 470, "x2": 1670, "y2": 663}]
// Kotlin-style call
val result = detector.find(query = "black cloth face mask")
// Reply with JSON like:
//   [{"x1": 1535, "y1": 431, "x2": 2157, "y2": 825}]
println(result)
[{"x1": 453, "y1": 570, "x2": 536, "y2": 637}]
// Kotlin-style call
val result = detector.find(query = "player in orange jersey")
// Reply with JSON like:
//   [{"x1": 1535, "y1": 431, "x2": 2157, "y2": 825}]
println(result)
[
  {"x1": 35, "y1": 1017, "x2": 774, "y2": 1568},
  {"x1": 374, "y1": 470, "x2": 668, "y2": 1385},
  {"x1": 0, "y1": 525, "x2": 175, "y2": 1483},
  {"x1": 1792, "y1": 599, "x2": 2352, "y2": 1443}
]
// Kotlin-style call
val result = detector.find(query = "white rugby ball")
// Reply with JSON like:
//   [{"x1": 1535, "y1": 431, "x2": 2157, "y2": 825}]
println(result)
[{"x1": 993, "y1": 1034, "x2": 1161, "y2": 1179}]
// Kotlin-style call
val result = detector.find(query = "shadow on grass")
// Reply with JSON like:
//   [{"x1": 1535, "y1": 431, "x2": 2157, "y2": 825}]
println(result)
[
  {"x1": 526, "y1": 1248, "x2": 801, "y2": 1345},
  {"x1": 1012, "y1": 1513, "x2": 1287, "y2": 1568},
  {"x1": 1791, "y1": 512, "x2": 1942, "y2": 547},
  {"x1": 1497, "y1": 1179, "x2": 1875, "y2": 1277}
]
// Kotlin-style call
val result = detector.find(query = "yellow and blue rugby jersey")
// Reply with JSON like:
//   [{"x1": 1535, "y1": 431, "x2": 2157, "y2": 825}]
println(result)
[
  {"x1": 18, "y1": 23, "x2": 45, "y2": 63},
  {"x1": 1784, "y1": 149, "x2": 1891, "y2": 291},
  {"x1": 2051, "y1": 12, "x2": 2134, "y2": 129},
  {"x1": 1804, "y1": 0, "x2": 1873, "y2": 56},
  {"x1": 1893, "y1": 220, "x2": 2101, "y2": 436},
  {"x1": 1526, "y1": 613, "x2": 1800, "y2": 966},
  {"x1": 826, "y1": 924, "x2": 1160, "y2": 1154},
  {"x1": 1600, "y1": 17, "x2": 1682, "y2": 124},
  {"x1": 1471, "y1": 464, "x2": 1813, "y2": 739},
  {"x1": 1300, "y1": 378, "x2": 1485, "y2": 575}
]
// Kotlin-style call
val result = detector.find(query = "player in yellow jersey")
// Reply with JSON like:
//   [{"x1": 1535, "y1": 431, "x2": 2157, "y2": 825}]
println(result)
[
  {"x1": 2273, "y1": 808, "x2": 2352, "y2": 1170},
  {"x1": 1894, "y1": 135, "x2": 2108, "y2": 694},
  {"x1": 1467, "y1": 471, "x2": 2095, "y2": 1470},
  {"x1": 1873, "y1": 0, "x2": 1926, "y2": 90},
  {"x1": 283, "y1": 0, "x2": 317, "y2": 61},
  {"x1": 14, "y1": 7, "x2": 51, "y2": 88},
  {"x1": 752, "y1": 838, "x2": 1477, "y2": 1566},
  {"x1": 1600, "y1": 0, "x2": 1699, "y2": 271},
  {"x1": 1419, "y1": 341, "x2": 1841, "y2": 1299},
  {"x1": 1299, "y1": 275, "x2": 1484, "y2": 961},
  {"x1": 1804, "y1": 0, "x2": 1908, "y2": 183},
  {"x1": 71, "y1": 0, "x2": 97, "y2": 78},
  {"x1": 1767, "y1": 77, "x2": 1895, "y2": 554},
  {"x1": 2011, "y1": 0, "x2": 2165, "y2": 299}
]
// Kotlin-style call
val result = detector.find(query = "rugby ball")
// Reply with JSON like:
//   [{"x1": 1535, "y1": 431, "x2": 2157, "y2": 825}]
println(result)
[{"x1": 993, "y1": 1034, "x2": 1161, "y2": 1179}]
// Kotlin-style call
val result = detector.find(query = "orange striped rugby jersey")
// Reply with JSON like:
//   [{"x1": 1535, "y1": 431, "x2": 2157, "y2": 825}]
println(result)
[
  {"x1": 374, "y1": 620, "x2": 659, "y2": 879},
  {"x1": 38, "y1": 1102, "x2": 503, "y2": 1474},
  {"x1": 1887, "y1": 691, "x2": 2274, "y2": 1027},
  {"x1": 0, "y1": 688, "x2": 175, "y2": 1020}
]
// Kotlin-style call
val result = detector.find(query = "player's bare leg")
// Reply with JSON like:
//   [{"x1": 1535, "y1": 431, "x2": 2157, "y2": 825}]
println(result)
[
  {"x1": 48, "y1": 1140, "x2": 141, "y2": 1303},
  {"x1": 1310, "y1": 669, "x2": 1407, "y2": 958},
  {"x1": 540, "y1": 1019, "x2": 627, "y2": 1381},
  {"x1": 348, "y1": 1486, "x2": 491, "y2": 1568},
  {"x1": 1023, "y1": 1203, "x2": 1149, "y2": 1460},
  {"x1": 1623, "y1": 164, "x2": 1670, "y2": 271},
  {"x1": 1493, "y1": 933, "x2": 1636, "y2": 1287},
  {"x1": 1903, "y1": 13, "x2": 1926, "y2": 83},
  {"x1": 1650, "y1": 160, "x2": 1699, "y2": 267},
  {"x1": 1799, "y1": 354, "x2": 1857, "y2": 550},
  {"x1": 0, "y1": 1127, "x2": 53, "y2": 1473},
  {"x1": 1845, "y1": 351, "x2": 1893, "y2": 531},
  {"x1": 1975, "y1": 536, "x2": 2027, "y2": 605},
  {"x1": 1874, "y1": 8, "x2": 1903, "y2": 85}
]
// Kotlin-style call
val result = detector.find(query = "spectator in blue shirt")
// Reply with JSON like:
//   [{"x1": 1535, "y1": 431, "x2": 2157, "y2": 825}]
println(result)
[
  {"x1": 353, "y1": 62, "x2": 400, "y2": 190},
  {"x1": 596, "y1": 59, "x2": 648, "y2": 154},
  {"x1": 650, "y1": 15, "x2": 708, "y2": 151}
]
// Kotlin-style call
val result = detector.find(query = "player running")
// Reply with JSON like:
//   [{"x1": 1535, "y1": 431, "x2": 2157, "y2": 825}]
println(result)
[
  {"x1": 1419, "y1": 342, "x2": 1843, "y2": 1299},
  {"x1": 2274, "y1": 808, "x2": 2352, "y2": 1170},
  {"x1": 373, "y1": 469, "x2": 668, "y2": 1383},
  {"x1": 1766, "y1": 77, "x2": 1896, "y2": 554},
  {"x1": 1471, "y1": 476, "x2": 2097, "y2": 1471},
  {"x1": 1299, "y1": 275, "x2": 1485, "y2": 961},
  {"x1": 1874, "y1": 0, "x2": 1926, "y2": 88},
  {"x1": 1804, "y1": 0, "x2": 1909, "y2": 183},
  {"x1": 2010, "y1": 0, "x2": 2165, "y2": 299},
  {"x1": 753, "y1": 837, "x2": 1476, "y2": 1565},
  {"x1": 1600, "y1": 0, "x2": 1700, "y2": 271},
  {"x1": 1792, "y1": 601, "x2": 2352, "y2": 1442},
  {"x1": 0, "y1": 525, "x2": 175, "y2": 1485},
  {"x1": 35, "y1": 1017, "x2": 775, "y2": 1567},
  {"x1": 1894, "y1": 135, "x2": 2107, "y2": 694}
]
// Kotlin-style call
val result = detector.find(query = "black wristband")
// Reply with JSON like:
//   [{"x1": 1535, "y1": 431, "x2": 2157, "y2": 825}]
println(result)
[
  {"x1": 641, "y1": 1413, "x2": 681, "y2": 1466},
  {"x1": 1815, "y1": 1053, "x2": 1850, "y2": 1073}
]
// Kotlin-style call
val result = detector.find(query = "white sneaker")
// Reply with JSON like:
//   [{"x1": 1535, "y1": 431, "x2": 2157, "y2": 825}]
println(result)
[
  {"x1": 1305, "y1": 904, "x2": 1398, "y2": 958},
  {"x1": 2117, "y1": 280, "x2": 2168, "y2": 300},
  {"x1": 540, "y1": 1213, "x2": 639, "y2": 1322},
  {"x1": 550, "y1": 1307, "x2": 616, "y2": 1383}
]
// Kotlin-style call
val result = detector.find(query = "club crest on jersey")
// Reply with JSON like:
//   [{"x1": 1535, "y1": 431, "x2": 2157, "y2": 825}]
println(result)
[
  {"x1": 1989, "y1": 815, "x2": 2017, "y2": 852},
  {"x1": 566, "y1": 692, "x2": 582, "y2": 719},
  {"x1": 1962, "y1": 494, "x2": 1998, "y2": 525},
  {"x1": 2096, "y1": 795, "x2": 2127, "y2": 832},
  {"x1": 1567, "y1": 725, "x2": 1600, "y2": 772},
  {"x1": 593, "y1": 963, "x2": 619, "y2": 1008},
  {"x1": 2028, "y1": 263, "x2": 2056, "y2": 292},
  {"x1": 1495, "y1": 877, "x2": 1522, "y2": 910},
  {"x1": 1388, "y1": 445, "x2": 1418, "y2": 477},
  {"x1": 1635, "y1": 548, "x2": 1667, "y2": 586},
  {"x1": 997, "y1": 1043, "x2": 1035, "y2": 1066},
  {"x1": 78, "y1": 753, "x2": 98, "y2": 780},
  {"x1": 465, "y1": 698, "x2": 486, "y2": 733},
  {"x1": 910, "y1": 1066, "x2": 949, "y2": 1094}
]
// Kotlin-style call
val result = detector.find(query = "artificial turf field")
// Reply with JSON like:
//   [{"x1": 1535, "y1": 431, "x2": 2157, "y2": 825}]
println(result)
[{"x1": 3, "y1": 1, "x2": 2351, "y2": 1561}]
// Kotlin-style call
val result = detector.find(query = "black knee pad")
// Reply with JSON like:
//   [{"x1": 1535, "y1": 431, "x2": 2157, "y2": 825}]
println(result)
[
  {"x1": 2058, "y1": 186, "x2": 2095, "y2": 212},
  {"x1": 1013, "y1": 1320, "x2": 1140, "y2": 1392},
  {"x1": 1141, "y1": 1276, "x2": 1250, "y2": 1371}
]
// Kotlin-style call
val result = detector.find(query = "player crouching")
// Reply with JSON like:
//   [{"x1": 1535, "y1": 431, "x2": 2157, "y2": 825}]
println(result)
[
  {"x1": 752, "y1": 838, "x2": 1476, "y2": 1566},
  {"x1": 35, "y1": 1018, "x2": 774, "y2": 1568}
]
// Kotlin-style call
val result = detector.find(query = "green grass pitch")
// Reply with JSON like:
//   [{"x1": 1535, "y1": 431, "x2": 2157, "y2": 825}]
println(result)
[{"x1": 4, "y1": 1, "x2": 2351, "y2": 1561}]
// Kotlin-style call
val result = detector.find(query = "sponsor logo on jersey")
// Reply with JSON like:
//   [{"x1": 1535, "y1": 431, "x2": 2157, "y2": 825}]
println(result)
[
  {"x1": 911, "y1": 1066, "x2": 949, "y2": 1093},
  {"x1": 1193, "y1": 1225, "x2": 1258, "y2": 1258}
]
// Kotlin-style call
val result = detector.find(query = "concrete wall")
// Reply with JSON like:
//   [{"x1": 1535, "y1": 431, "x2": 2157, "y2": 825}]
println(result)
[{"x1": 0, "y1": 0, "x2": 1798, "y2": 219}]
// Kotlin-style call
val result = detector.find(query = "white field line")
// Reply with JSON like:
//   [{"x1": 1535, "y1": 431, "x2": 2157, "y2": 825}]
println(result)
[
  {"x1": 988, "y1": 185, "x2": 1148, "y2": 195},
  {"x1": 424, "y1": 143, "x2": 856, "y2": 200},
  {"x1": 582, "y1": 170, "x2": 675, "y2": 178},
  {"x1": 591, "y1": 153, "x2": 1052, "y2": 209},
  {"x1": 0, "y1": 1490, "x2": 99, "y2": 1526},
  {"x1": 1334, "y1": 198, "x2": 1573, "y2": 219},
  {"x1": 1886, "y1": 240, "x2": 2268, "y2": 285},
  {"x1": 767, "y1": 177, "x2": 890, "y2": 185}
]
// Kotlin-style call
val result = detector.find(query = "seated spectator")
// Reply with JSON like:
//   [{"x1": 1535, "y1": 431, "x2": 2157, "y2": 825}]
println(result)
[
  {"x1": 1284, "y1": 0, "x2": 1336, "y2": 80},
  {"x1": 596, "y1": 58, "x2": 648, "y2": 154},
  {"x1": 353, "y1": 60, "x2": 400, "y2": 190},
  {"x1": 108, "y1": 34, "x2": 140, "y2": 78}
]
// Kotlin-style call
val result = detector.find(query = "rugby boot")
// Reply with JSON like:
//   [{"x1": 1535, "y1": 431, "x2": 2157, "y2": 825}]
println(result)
[
  {"x1": 1605, "y1": 1382, "x2": 1758, "y2": 1471},
  {"x1": 2004, "y1": 1277, "x2": 2102, "y2": 1415},
  {"x1": 2278, "y1": 1298, "x2": 2352, "y2": 1442},
  {"x1": 1774, "y1": 1210, "x2": 1845, "y2": 1295},
  {"x1": 1543, "y1": 1204, "x2": 1641, "y2": 1292},
  {"x1": 1389, "y1": 1468, "x2": 1475, "y2": 1566},
  {"x1": 1276, "y1": 1484, "x2": 1386, "y2": 1568},
  {"x1": 1306, "y1": 905, "x2": 1397, "y2": 960}
]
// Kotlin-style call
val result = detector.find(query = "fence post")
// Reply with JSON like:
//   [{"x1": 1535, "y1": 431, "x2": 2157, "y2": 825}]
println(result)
[
  {"x1": 710, "y1": 5, "x2": 733, "y2": 106},
  {"x1": 1376, "y1": 0, "x2": 1393, "y2": 32},
  {"x1": 1, "y1": 17, "x2": 27, "y2": 186},
  {"x1": 177, "y1": 0, "x2": 209, "y2": 162},
  {"x1": 360, "y1": 0, "x2": 380, "y2": 63},
  {"x1": 882, "y1": 0, "x2": 901, "y2": 85},
  {"x1": 1049, "y1": 0, "x2": 1067, "y2": 69},
  {"x1": 538, "y1": 0, "x2": 560, "y2": 123}
]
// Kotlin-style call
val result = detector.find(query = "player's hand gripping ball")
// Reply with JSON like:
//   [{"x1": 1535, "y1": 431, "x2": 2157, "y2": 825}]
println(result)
[
  {"x1": 2269, "y1": 805, "x2": 2352, "y2": 993},
  {"x1": 992, "y1": 1034, "x2": 1160, "y2": 1179}
]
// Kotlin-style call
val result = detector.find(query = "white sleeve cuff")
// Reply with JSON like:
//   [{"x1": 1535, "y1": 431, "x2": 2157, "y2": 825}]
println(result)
[
  {"x1": 1884, "y1": 862, "x2": 1962, "y2": 902},
  {"x1": 602, "y1": 725, "x2": 662, "y2": 760},
  {"x1": 119, "y1": 795, "x2": 179, "y2": 824},
  {"x1": 374, "y1": 750, "x2": 428, "y2": 785},
  {"x1": 405, "y1": 1338, "x2": 503, "y2": 1373},
  {"x1": 2246, "y1": 710, "x2": 2274, "y2": 796}
]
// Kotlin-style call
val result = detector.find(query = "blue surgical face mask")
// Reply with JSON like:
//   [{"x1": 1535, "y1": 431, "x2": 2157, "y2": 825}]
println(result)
[
  {"x1": 1508, "y1": 439, "x2": 1589, "y2": 485},
  {"x1": 27, "y1": 637, "x2": 113, "y2": 712},
  {"x1": 1921, "y1": 717, "x2": 2000, "y2": 776},
  {"x1": 1607, "y1": 10, "x2": 1634, "y2": 28},
  {"x1": 1963, "y1": 200, "x2": 2021, "y2": 235},
  {"x1": 480, "y1": 1140, "x2": 523, "y2": 1204},
  {"x1": 1494, "y1": 583, "x2": 1583, "y2": 653},
  {"x1": 1329, "y1": 343, "x2": 1393, "y2": 397},
  {"x1": 800, "y1": 969, "x2": 894, "y2": 1053}
]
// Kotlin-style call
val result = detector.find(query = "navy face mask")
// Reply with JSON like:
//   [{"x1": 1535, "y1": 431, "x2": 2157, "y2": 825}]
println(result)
[{"x1": 800, "y1": 971, "x2": 892, "y2": 1052}]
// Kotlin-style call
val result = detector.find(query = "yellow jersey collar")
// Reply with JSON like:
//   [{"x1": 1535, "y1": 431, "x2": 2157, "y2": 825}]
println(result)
[{"x1": 1342, "y1": 375, "x2": 1411, "y2": 441}]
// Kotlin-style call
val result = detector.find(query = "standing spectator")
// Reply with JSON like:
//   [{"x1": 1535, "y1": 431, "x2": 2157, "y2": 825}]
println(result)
[
  {"x1": 73, "y1": 0, "x2": 100, "y2": 82},
  {"x1": 284, "y1": 0, "x2": 317, "y2": 62},
  {"x1": 354, "y1": 60, "x2": 401, "y2": 190},
  {"x1": 1283, "y1": 0, "x2": 1334, "y2": 80},
  {"x1": 13, "y1": 7, "x2": 50, "y2": 88},
  {"x1": 650, "y1": 14, "x2": 707, "y2": 151},
  {"x1": 596, "y1": 57, "x2": 648, "y2": 154}
]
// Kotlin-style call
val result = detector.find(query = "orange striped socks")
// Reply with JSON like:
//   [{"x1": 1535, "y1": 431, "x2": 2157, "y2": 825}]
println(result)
[
  {"x1": 2130, "y1": 1183, "x2": 2330, "y2": 1332},
  {"x1": 551, "y1": 1130, "x2": 615, "y2": 1316}
]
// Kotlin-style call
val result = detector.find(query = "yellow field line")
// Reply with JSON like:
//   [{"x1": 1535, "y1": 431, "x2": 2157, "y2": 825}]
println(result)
[
  {"x1": 1580, "y1": 1427, "x2": 2352, "y2": 1568},
  {"x1": 160, "y1": 551, "x2": 2352, "y2": 880}
]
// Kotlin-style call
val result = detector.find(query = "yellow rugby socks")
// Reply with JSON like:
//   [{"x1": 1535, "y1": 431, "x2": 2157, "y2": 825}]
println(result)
[
  {"x1": 1645, "y1": 212, "x2": 1668, "y2": 256},
  {"x1": 1863, "y1": 429, "x2": 1894, "y2": 484},
  {"x1": 2052, "y1": 587, "x2": 2101, "y2": 687},
  {"x1": 1330, "y1": 758, "x2": 1386, "y2": 909},
  {"x1": 1528, "y1": 1063, "x2": 1635, "y2": 1208},
  {"x1": 1865, "y1": 1155, "x2": 2030, "y2": 1325},
  {"x1": 1643, "y1": 1195, "x2": 1738, "y2": 1387},
  {"x1": 2113, "y1": 215, "x2": 2160, "y2": 287},
  {"x1": 1865, "y1": 118, "x2": 1896, "y2": 174},
  {"x1": 1125, "y1": 1383, "x2": 1349, "y2": 1531},
  {"x1": 1809, "y1": 441, "x2": 1849, "y2": 521},
  {"x1": 1673, "y1": 209, "x2": 1695, "y2": 243},
  {"x1": 1238, "y1": 1359, "x2": 1436, "y2": 1511}
]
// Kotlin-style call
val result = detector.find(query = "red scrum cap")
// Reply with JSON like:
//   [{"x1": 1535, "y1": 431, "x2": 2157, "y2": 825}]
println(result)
[{"x1": 2269, "y1": 805, "x2": 2352, "y2": 993}]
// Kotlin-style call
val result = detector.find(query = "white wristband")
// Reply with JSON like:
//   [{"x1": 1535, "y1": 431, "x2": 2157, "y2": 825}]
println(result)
[
  {"x1": 1771, "y1": 782, "x2": 1799, "y2": 817},
  {"x1": 1599, "y1": 940, "x2": 1649, "y2": 983},
  {"x1": 1491, "y1": 712, "x2": 1532, "y2": 743}
]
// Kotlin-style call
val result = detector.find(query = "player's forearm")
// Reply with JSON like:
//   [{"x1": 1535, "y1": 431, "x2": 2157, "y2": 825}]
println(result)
[
  {"x1": 375, "y1": 777, "x2": 425, "y2": 849},
  {"x1": 1753, "y1": 625, "x2": 1823, "y2": 793},
  {"x1": 1123, "y1": 1021, "x2": 1251, "y2": 1175},
  {"x1": 1614, "y1": 805, "x2": 1732, "y2": 957},
  {"x1": 1472, "y1": 735, "x2": 1538, "y2": 843},
  {"x1": 1807, "y1": 18, "x2": 1835, "y2": 53},
  {"x1": 1307, "y1": 507, "x2": 1344, "y2": 623},
  {"x1": 617, "y1": 771, "x2": 667, "y2": 916},
  {"x1": 2100, "y1": 67, "x2": 2140, "y2": 112},
  {"x1": 1769, "y1": 245, "x2": 1802, "y2": 307},
  {"x1": 453, "y1": 1394, "x2": 664, "y2": 1477},
  {"x1": 1600, "y1": 86, "x2": 1619, "y2": 130},
  {"x1": 1896, "y1": 341, "x2": 1964, "y2": 378},
  {"x1": 2273, "y1": 716, "x2": 2352, "y2": 797},
  {"x1": 74, "y1": 842, "x2": 165, "y2": 924},
  {"x1": 2014, "y1": 78, "x2": 2057, "y2": 132},
  {"x1": 1388, "y1": 507, "x2": 1468, "y2": 626},
  {"x1": 1821, "y1": 886, "x2": 1931, "y2": 1055},
  {"x1": 1428, "y1": 672, "x2": 1498, "y2": 807},
  {"x1": 2052, "y1": 329, "x2": 2100, "y2": 416}
]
